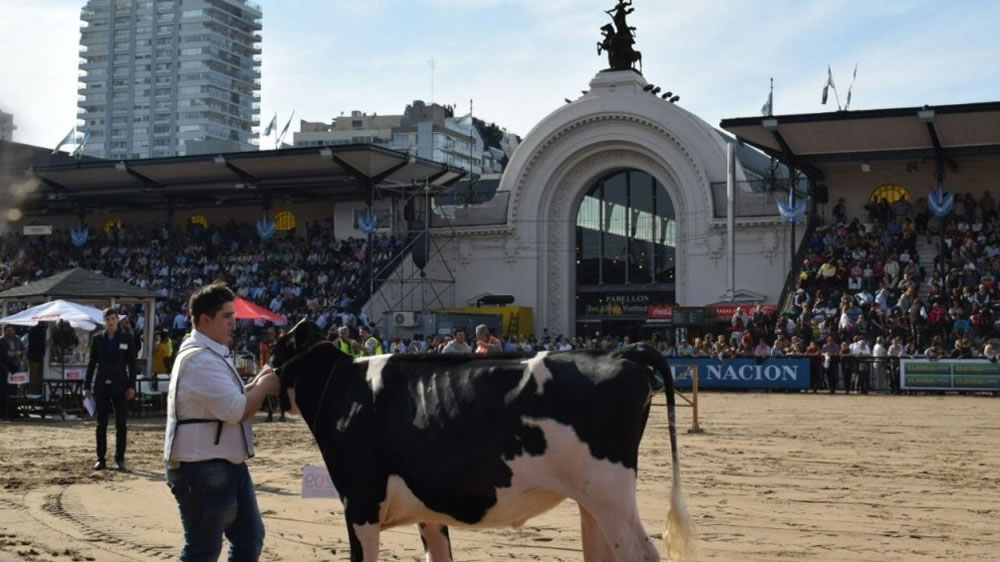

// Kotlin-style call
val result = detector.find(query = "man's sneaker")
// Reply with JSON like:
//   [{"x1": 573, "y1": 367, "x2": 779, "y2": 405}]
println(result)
[
  {"x1": 114, "y1": 460, "x2": 128, "y2": 472},
  {"x1": 93, "y1": 460, "x2": 107, "y2": 470}
]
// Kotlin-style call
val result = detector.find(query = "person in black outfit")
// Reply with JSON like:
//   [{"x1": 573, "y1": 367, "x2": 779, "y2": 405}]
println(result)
[
  {"x1": 0, "y1": 334, "x2": 20, "y2": 419},
  {"x1": 84, "y1": 309, "x2": 137, "y2": 471}
]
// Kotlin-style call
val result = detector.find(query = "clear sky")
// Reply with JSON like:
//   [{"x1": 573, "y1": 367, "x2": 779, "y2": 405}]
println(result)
[{"x1": 1, "y1": 0, "x2": 998, "y2": 149}]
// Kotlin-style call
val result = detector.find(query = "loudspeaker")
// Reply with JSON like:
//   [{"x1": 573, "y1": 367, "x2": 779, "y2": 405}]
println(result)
[
  {"x1": 410, "y1": 219, "x2": 429, "y2": 270},
  {"x1": 814, "y1": 184, "x2": 829, "y2": 204}
]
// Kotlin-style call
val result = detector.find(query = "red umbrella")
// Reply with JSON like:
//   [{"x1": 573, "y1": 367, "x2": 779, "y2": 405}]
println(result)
[{"x1": 233, "y1": 296, "x2": 287, "y2": 325}]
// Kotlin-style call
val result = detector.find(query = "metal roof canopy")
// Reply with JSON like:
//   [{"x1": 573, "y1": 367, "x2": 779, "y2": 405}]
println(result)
[
  {"x1": 719, "y1": 101, "x2": 1000, "y2": 180},
  {"x1": 25, "y1": 144, "x2": 465, "y2": 213}
]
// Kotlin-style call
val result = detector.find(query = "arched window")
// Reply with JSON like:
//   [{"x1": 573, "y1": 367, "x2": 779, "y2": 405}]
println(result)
[
  {"x1": 575, "y1": 170, "x2": 676, "y2": 287},
  {"x1": 274, "y1": 210, "x2": 296, "y2": 231},
  {"x1": 188, "y1": 214, "x2": 209, "y2": 229},
  {"x1": 869, "y1": 184, "x2": 911, "y2": 205},
  {"x1": 103, "y1": 218, "x2": 123, "y2": 233}
]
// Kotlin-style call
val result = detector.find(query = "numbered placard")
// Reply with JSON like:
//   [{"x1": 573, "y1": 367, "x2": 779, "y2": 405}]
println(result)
[{"x1": 301, "y1": 465, "x2": 339, "y2": 499}]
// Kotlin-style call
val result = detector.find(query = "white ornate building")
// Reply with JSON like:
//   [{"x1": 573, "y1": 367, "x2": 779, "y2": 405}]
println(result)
[{"x1": 369, "y1": 70, "x2": 798, "y2": 338}]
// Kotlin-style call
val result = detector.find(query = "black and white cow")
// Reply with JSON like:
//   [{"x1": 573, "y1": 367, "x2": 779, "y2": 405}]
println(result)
[{"x1": 272, "y1": 320, "x2": 694, "y2": 562}]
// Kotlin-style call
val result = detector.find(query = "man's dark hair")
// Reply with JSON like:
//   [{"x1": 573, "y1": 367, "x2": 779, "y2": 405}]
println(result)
[
  {"x1": 189, "y1": 282, "x2": 235, "y2": 326},
  {"x1": 103, "y1": 307, "x2": 118, "y2": 319},
  {"x1": 453, "y1": 327, "x2": 465, "y2": 336}
]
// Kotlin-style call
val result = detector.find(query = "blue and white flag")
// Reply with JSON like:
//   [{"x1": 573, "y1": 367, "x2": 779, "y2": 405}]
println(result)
[
  {"x1": 52, "y1": 127, "x2": 76, "y2": 154},
  {"x1": 845, "y1": 64, "x2": 858, "y2": 110},
  {"x1": 821, "y1": 65, "x2": 835, "y2": 105},
  {"x1": 761, "y1": 90, "x2": 773, "y2": 117},
  {"x1": 928, "y1": 187, "x2": 954, "y2": 217},
  {"x1": 263, "y1": 113, "x2": 277, "y2": 136},
  {"x1": 72, "y1": 127, "x2": 91, "y2": 157},
  {"x1": 277, "y1": 110, "x2": 295, "y2": 146}
]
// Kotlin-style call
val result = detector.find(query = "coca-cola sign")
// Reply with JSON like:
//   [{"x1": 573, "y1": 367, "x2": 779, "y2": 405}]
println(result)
[{"x1": 647, "y1": 305, "x2": 673, "y2": 320}]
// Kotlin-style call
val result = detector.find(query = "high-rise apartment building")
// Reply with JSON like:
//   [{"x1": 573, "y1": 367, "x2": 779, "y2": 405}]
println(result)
[
  {"x1": 78, "y1": 0, "x2": 261, "y2": 159},
  {"x1": 0, "y1": 110, "x2": 15, "y2": 142}
]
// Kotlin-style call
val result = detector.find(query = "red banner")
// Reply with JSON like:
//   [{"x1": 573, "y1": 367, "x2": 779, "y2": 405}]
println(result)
[
  {"x1": 707, "y1": 304, "x2": 777, "y2": 320},
  {"x1": 646, "y1": 305, "x2": 673, "y2": 320}
]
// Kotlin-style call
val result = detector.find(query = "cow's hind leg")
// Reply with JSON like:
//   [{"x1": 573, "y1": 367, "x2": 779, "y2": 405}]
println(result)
[
  {"x1": 346, "y1": 520, "x2": 380, "y2": 562},
  {"x1": 578, "y1": 491, "x2": 659, "y2": 562},
  {"x1": 417, "y1": 522, "x2": 454, "y2": 562},
  {"x1": 579, "y1": 503, "x2": 616, "y2": 562}
]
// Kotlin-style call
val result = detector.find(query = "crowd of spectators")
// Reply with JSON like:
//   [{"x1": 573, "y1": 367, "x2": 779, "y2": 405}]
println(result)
[
  {"x1": 787, "y1": 192, "x2": 1000, "y2": 360},
  {"x1": 0, "y1": 218, "x2": 408, "y2": 350}
]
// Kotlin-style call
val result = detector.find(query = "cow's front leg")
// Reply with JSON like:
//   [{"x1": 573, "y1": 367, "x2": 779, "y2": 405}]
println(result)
[
  {"x1": 417, "y1": 522, "x2": 454, "y2": 562},
  {"x1": 345, "y1": 517, "x2": 380, "y2": 562}
]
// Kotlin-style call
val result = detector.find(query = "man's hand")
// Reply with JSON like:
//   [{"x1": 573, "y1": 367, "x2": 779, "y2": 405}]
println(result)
[
  {"x1": 84, "y1": 390, "x2": 92, "y2": 399},
  {"x1": 125, "y1": 388, "x2": 135, "y2": 401},
  {"x1": 245, "y1": 366, "x2": 273, "y2": 390},
  {"x1": 255, "y1": 370, "x2": 281, "y2": 397}
]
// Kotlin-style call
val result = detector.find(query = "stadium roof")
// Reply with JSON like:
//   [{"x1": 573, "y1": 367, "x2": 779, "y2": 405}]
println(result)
[
  {"x1": 0, "y1": 267, "x2": 158, "y2": 301},
  {"x1": 719, "y1": 101, "x2": 1000, "y2": 178},
  {"x1": 16, "y1": 144, "x2": 465, "y2": 214}
]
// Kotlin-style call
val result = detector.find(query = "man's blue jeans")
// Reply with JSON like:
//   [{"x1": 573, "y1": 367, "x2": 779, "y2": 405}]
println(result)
[{"x1": 165, "y1": 460, "x2": 265, "y2": 562}]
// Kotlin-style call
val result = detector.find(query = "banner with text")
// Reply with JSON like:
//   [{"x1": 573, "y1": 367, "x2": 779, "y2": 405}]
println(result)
[
  {"x1": 670, "y1": 357, "x2": 811, "y2": 390},
  {"x1": 900, "y1": 359, "x2": 1000, "y2": 391}
]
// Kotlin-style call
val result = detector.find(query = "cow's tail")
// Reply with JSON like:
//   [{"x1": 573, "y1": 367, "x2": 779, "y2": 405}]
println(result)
[{"x1": 615, "y1": 344, "x2": 697, "y2": 560}]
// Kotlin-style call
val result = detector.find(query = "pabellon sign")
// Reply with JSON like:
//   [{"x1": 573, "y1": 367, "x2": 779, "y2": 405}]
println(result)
[{"x1": 670, "y1": 358, "x2": 811, "y2": 390}]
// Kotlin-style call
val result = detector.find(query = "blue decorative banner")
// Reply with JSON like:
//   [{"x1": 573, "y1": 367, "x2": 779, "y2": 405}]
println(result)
[
  {"x1": 928, "y1": 188, "x2": 954, "y2": 217},
  {"x1": 670, "y1": 357, "x2": 812, "y2": 390},
  {"x1": 256, "y1": 215, "x2": 276, "y2": 240},
  {"x1": 70, "y1": 226, "x2": 89, "y2": 247}
]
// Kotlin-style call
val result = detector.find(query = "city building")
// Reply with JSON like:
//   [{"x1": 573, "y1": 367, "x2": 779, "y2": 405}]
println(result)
[
  {"x1": 293, "y1": 101, "x2": 520, "y2": 175},
  {"x1": 0, "y1": 110, "x2": 15, "y2": 142},
  {"x1": 77, "y1": 0, "x2": 261, "y2": 159}
]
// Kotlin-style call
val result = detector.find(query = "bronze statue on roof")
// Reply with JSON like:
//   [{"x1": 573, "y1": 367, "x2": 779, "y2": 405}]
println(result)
[{"x1": 597, "y1": 0, "x2": 643, "y2": 73}]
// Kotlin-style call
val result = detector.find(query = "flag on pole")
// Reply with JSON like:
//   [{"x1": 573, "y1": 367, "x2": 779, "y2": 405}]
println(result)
[
  {"x1": 821, "y1": 65, "x2": 835, "y2": 105},
  {"x1": 263, "y1": 112, "x2": 277, "y2": 136},
  {"x1": 72, "y1": 127, "x2": 91, "y2": 157},
  {"x1": 845, "y1": 64, "x2": 858, "y2": 110},
  {"x1": 761, "y1": 90, "x2": 772, "y2": 117},
  {"x1": 52, "y1": 127, "x2": 76, "y2": 154},
  {"x1": 276, "y1": 110, "x2": 295, "y2": 147}
]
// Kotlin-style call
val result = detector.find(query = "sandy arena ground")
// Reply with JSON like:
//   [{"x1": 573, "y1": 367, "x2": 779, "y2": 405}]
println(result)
[{"x1": 1, "y1": 392, "x2": 999, "y2": 561}]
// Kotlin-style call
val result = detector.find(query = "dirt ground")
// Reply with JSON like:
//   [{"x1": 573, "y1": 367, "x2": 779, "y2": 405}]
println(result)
[{"x1": 1, "y1": 392, "x2": 999, "y2": 562}]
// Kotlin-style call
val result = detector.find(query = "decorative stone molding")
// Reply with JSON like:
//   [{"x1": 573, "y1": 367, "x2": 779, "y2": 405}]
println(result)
[
  {"x1": 509, "y1": 113, "x2": 711, "y2": 228},
  {"x1": 456, "y1": 239, "x2": 474, "y2": 268},
  {"x1": 760, "y1": 228, "x2": 781, "y2": 265},
  {"x1": 502, "y1": 236, "x2": 521, "y2": 267},
  {"x1": 705, "y1": 228, "x2": 726, "y2": 265}
]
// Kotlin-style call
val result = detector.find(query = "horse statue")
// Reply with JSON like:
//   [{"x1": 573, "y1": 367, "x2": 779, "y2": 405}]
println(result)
[{"x1": 598, "y1": 0, "x2": 643, "y2": 73}]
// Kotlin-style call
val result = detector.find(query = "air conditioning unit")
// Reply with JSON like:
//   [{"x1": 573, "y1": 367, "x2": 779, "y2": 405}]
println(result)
[{"x1": 393, "y1": 311, "x2": 417, "y2": 327}]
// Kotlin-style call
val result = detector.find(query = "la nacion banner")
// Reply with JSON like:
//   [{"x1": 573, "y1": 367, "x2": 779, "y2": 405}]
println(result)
[
  {"x1": 670, "y1": 357, "x2": 811, "y2": 390},
  {"x1": 900, "y1": 359, "x2": 1000, "y2": 391}
]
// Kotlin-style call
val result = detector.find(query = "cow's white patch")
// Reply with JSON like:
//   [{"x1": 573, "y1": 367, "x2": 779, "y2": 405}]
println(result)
[
  {"x1": 356, "y1": 354, "x2": 390, "y2": 396},
  {"x1": 372, "y1": 417, "x2": 640, "y2": 535},
  {"x1": 504, "y1": 351, "x2": 552, "y2": 405},
  {"x1": 349, "y1": 522, "x2": 380, "y2": 561}
]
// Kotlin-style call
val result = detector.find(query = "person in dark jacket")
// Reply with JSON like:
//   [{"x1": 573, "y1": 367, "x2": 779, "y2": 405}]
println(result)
[
  {"x1": 84, "y1": 309, "x2": 137, "y2": 471},
  {"x1": 0, "y1": 335, "x2": 20, "y2": 419}
]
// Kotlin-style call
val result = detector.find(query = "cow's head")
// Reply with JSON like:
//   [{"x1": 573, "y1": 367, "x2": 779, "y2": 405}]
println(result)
[{"x1": 271, "y1": 319, "x2": 327, "y2": 415}]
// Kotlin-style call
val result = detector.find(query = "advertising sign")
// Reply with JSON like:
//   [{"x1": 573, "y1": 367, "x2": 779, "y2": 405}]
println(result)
[
  {"x1": 900, "y1": 359, "x2": 1000, "y2": 391},
  {"x1": 670, "y1": 357, "x2": 811, "y2": 390}
]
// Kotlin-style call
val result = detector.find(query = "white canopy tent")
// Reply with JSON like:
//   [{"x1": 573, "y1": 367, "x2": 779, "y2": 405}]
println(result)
[{"x1": 0, "y1": 299, "x2": 106, "y2": 331}]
